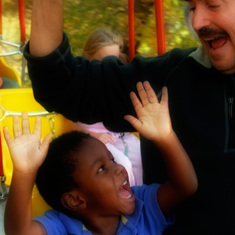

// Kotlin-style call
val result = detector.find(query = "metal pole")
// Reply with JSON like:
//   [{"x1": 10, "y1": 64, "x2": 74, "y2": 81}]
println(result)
[
  {"x1": 18, "y1": 0, "x2": 26, "y2": 86},
  {"x1": 128, "y1": 0, "x2": 135, "y2": 60},
  {"x1": 154, "y1": 0, "x2": 166, "y2": 55},
  {"x1": 18, "y1": 0, "x2": 26, "y2": 43}
]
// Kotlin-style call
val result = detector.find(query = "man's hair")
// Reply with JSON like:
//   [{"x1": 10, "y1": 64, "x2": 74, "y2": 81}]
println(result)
[{"x1": 36, "y1": 131, "x2": 91, "y2": 215}]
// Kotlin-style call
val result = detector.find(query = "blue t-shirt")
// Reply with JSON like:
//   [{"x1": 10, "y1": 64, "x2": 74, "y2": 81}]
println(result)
[{"x1": 34, "y1": 184, "x2": 174, "y2": 234}]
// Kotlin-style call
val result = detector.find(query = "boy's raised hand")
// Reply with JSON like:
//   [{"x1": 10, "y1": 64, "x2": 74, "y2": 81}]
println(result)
[
  {"x1": 124, "y1": 81, "x2": 172, "y2": 142},
  {"x1": 3, "y1": 112, "x2": 53, "y2": 174},
  {"x1": 125, "y1": 82, "x2": 198, "y2": 215}
]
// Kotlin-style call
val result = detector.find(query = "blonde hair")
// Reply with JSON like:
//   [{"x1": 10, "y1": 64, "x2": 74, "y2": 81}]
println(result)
[{"x1": 83, "y1": 27, "x2": 129, "y2": 63}]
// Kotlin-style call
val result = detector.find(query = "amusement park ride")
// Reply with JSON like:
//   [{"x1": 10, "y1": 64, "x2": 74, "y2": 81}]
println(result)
[{"x1": 0, "y1": 0, "x2": 165, "y2": 218}]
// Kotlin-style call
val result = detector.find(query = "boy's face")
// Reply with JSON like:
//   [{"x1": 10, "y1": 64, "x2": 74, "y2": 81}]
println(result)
[{"x1": 72, "y1": 138, "x2": 136, "y2": 216}]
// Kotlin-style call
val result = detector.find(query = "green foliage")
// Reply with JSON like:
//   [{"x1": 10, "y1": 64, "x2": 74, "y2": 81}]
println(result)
[
  {"x1": 62, "y1": 0, "x2": 200, "y2": 57},
  {"x1": 63, "y1": 0, "x2": 129, "y2": 55},
  {"x1": 163, "y1": 0, "x2": 200, "y2": 51}
]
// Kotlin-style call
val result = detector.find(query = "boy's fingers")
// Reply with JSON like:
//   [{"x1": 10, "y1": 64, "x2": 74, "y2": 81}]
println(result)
[
  {"x1": 13, "y1": 115, "x2": 21, "y2": 138},
  {"x1": 22, "y1": 112, "x2": 30, "y2": 135},
  {"x1": 143, "y1": 81, "x2": 158, "y2": 103},
  {"x1": 40, "y1": 133, "x2": 53, "y2": 153},
  {"x1": 124, "y1": 115, "x2": 141, "y2": 131},
  {"x1": 3, "y1": 126, "x2": 13, "y2": 147},
  {"x1": 130, "y1": 91, "x2": 142, "y2": 112},
  {"x1": 136, "y1": 82, "x2": 149, "y2": 106},
  {"x1": 32, "y1": 116, "x2": 42, "y2": 137},
  {"x1": 161, "y1": 86, "x2": 168, "y2": 105}
]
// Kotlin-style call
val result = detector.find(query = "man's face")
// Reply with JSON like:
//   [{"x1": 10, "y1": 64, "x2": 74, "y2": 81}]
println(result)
[
  {"x1": 187, "y1": 0, "x2": 235, "y2": 74},
  {"x1": 72, "y1": 138, "x2": 135, "y2": 216}
]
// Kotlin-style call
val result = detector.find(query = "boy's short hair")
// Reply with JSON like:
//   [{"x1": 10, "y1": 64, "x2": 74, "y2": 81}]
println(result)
[{"x1": 36, "y1": 131, "x2": 92, "y2": 215}]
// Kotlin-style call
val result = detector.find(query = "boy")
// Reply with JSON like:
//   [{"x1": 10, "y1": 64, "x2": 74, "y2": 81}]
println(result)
[{"x1": 3, "y1": 81, "x2": 197, "y2": 235}]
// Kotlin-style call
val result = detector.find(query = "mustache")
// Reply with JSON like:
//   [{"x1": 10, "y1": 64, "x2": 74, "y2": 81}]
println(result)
[{"x1": 198, "y1": 27, "x2": 229, "y2": 38}]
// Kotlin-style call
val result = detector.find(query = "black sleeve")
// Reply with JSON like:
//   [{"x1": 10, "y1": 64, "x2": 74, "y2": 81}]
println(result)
[{"x1": 24, "y1": 33, "x2": 170, "y2": 132}]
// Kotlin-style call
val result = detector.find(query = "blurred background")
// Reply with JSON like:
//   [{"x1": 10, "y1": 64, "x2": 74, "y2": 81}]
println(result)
[{"x1": 0, "y1": 0, "x2": 200, "y2": 87}]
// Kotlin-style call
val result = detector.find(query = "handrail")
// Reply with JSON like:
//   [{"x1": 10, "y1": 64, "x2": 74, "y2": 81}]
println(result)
[
  {"x1": 0, "y1": 39, "x2": 23, "y2": 56},
  {"x1": 0, "y1": 106, "x2": 57, "y2": 122}
]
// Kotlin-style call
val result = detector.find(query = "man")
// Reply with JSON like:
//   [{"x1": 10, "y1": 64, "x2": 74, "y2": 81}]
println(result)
[{"x1": 24, "y1": 0, "x2": 235, "y2": 234}]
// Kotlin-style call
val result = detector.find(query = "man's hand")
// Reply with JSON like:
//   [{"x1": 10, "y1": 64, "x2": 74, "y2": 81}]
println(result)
[
  {"x1": 124, "y1": 81, "x2": 173, "y2": 142},
  {"x1": 3, "y1": 112, "x2": 53, "y2": 174}
]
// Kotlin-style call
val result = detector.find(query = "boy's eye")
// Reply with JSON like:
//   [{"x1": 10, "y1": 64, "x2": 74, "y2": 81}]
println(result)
[
  {"x1": 97, "y1": 158, "x2": 116, "y2": 173},
  {"x1": 98, "y1": 166, "x2": 104, "y2": 173}
]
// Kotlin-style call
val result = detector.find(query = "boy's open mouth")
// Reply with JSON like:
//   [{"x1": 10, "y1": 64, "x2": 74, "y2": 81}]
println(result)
[{"x1": 118, "y1": 180, "x2": 134, "y2": 200}]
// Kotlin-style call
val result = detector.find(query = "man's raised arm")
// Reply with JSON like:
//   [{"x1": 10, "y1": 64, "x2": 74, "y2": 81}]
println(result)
[{"x1": 30, "y1": 0, "x2": 64, "y2": 57}]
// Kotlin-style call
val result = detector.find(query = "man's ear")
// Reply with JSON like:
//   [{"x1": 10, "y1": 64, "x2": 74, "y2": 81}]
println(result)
[{"x1": 61, "y1": 189, "x2": 87, "y2": 211}]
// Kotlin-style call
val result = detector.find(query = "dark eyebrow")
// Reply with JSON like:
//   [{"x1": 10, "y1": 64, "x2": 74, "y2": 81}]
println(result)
[
  {"x1": 90, "y1": 151, "x2": 112, "y2": 168},
  {"x1": 90, "y1": 156, "x2": 105, "y2": 169}
]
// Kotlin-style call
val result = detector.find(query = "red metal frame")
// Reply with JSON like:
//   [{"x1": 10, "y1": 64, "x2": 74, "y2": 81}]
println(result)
[
  {"x1": 154, "y1": 0, "x2": 165, "y2": 55},
  {"x1": 128, "y1": 0, "x2": 135, "y2": 60},
  {"x1": 19, "y1": 0, "x2": 26, "y2": 44},
  {"x1": 128, "y1": 0, "x2": 166, "y2": 60},
  {"x1": 0, "y1": 0, "x2": 26, "y2": 43}
]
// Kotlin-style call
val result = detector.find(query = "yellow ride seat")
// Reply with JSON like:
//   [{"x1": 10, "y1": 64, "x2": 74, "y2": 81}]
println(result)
[
  {"x1": 0, "y1": 57, "x2": 21, "y2": 86},
  {"x1": 0, "y1": 88, "x2": 67, "y2": 217}
]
